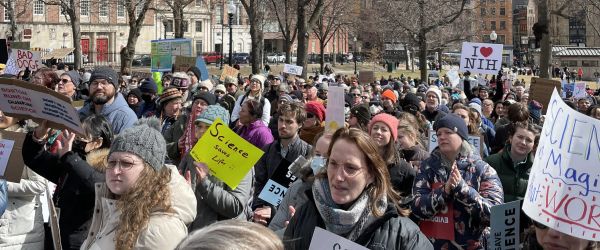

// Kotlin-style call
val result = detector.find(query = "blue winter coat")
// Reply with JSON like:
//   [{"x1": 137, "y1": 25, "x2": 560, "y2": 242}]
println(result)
[
  {"x1": 77, "y1": 92, "x2": 138, "y2": 134},
  {"x1": 411, "y1": 146, "x2": 504, "y2": 250}
]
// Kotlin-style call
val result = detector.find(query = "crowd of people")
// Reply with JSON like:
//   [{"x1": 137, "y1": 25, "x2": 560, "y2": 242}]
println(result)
[{"x1": 0, "y1": 60, "x2": 599, "y2": 250}]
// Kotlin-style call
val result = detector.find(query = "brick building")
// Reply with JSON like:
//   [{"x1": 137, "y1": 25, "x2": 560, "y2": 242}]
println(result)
[{"x1": 477, "y1": 0, "x2": 514, "y2": 45}]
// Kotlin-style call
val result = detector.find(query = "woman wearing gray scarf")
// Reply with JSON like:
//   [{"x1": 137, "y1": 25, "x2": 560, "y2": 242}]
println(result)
[{"x1": 284, "y1": 128, "x2": 432, "y2": 250}]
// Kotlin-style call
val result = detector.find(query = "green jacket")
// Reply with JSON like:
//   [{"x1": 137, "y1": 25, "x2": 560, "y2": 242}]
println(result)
[
  {"x1": 484, "y1": 145, "x2": 533, "y2": 203},
  {"x1": 163, "y1": 114, "x2": 187, "y2": 167}
]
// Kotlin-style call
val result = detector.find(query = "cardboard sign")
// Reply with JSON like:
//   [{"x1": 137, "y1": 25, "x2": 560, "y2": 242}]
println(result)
[
  {"x1": 459, "y1": 42, "x2": 503, "y2": 75},
  {"x1": 257, "y1": 159, "x2": 297, "y2": 206},
  {"x1": 41, "y1": 48, "x2": 74, "y2": 60},
  {"x1": 529, "y1": 77, "x2": 561, "y2": 114},
  {"x1": 447, "y1": 68, "x2": 460, "y2": 88},
  {"x1": 523, "y1": 88, "x2": 600, "y2": 240},
  {"x1": 9, "y1": 42, "x2": 30, "y2": 50},
  {"x1": 308, "y1": 227, "x2": 368, "y2": 250},
  {"x1": 0, "y1": 79, "x2": 85, "y2": 136},
  {"x1": 219, "y1": 65, "x2": 239, "y2": 82},
  {"x1": 358, "y1": 71, "x2": 374, "y2": 84},
  {"x1": 189, "y1": 118, "x2": 264, "y2": 190},
  {"x1": 131, "y1": 71, "x2": 153, "y2": 80},
  {"x1": 12, "y1": 49, "x2": 42, "y2": 71},
  {"x1": 324, "y1": 86, "x2": 345, "y2": 131},
  {"x1": 490, "y1": 200, "x2": 520, "y2": 250},
  {"x1": 0, "y1": 131, "x2": 26, "y2": 183},
  {"x1": 428, "y1": 130, "x2": 483, "y2": 155},
  {"x1": 419, "y1": 183, "x2": 455, "y2": 241},
  {"x1": 283, "y1": 64, "x2": 303, "y2": 75},
  {"x1": 46, "y1": 180, "x2": 62, "y2": 250},
  {"x1": 174, "y1": 56, "x2": 197, "y2": 73},
  {"x1": 429, "y1": 70, "x2": 439, "y2": 79}
]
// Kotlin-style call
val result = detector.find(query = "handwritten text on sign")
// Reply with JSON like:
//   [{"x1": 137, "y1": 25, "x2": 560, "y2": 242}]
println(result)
[
  {"x1": 308, "y1": 227, "x2": 368, "y2": 250},
  {"x1": 12, "y1": 49, "x2": 42, "y2": 71},
  {"x1": 459, "y1": 42, "x2": 503, "y2": 75},
  {"x1": 219, "y1": 65, "x2": 239, "y2": 82},
  {"x1": 523, "y1": 88, "x2": 600, "y2": 240},
  {"x1": 490, "y1": 201, "x2": 520, "y2": 250},
  {"x1": 190, "y1": 118, "x2": 264, "y2": 190},
  {"x1": 0, "y1": 139, "x2": 15, "y2": 176}
]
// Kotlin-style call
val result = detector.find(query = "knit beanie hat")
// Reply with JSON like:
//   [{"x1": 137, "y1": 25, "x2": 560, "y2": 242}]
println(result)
[
  {"x1": 139, "y1": 77, "x2": 158, "y2": 93},
  {"x1": 215, "y1": 84, "x2": 226, "y2": 93},
  {"x1": 318, "y1": 83, "x2": 329, "y2": 91},
  {"x1": 469, "y1": 98, "x2": 482, "y2": 106},
  {"x1": 159, "y1": 87, "x2": 182, "y2": 105},
  {"x1": 198, "y1": 79, "x2": 213, "y2": 90},
  {"x1": 279, "y1": 94, "x2": 293, "y2": 102},
  {"x1": 193, "y1": 91, "x2": 217, "y2": 105},
  {"x1": 62, "y1": 70, "x2": 82, "y2": 88},
  {"x1": 468, "y1": 102, "x2": 483, "y2": 118},
  {"x1": 381, "y1": 89, "x2": 396, "y2": 104},
  {"x1": 368, "y1": 113, "x2": 398, "y2": 142},
  {"x1": 89, "y1": 66, "x2": 119, "y2": 89},
  {"x1": 418, "y1": 85, "x2": 427, "y2": 92},
  {"x1": 290, "y1": 90, "x2": 303, "y2": 101},
  {"x1": 458, "y1": 93, "x2": 467, "y2": 100},
  {"x1": 305, "y1": 101, "x2": 326, "y2": 122},
  {"x1": 435, "y1": 114, "x2": 469, "y2": 141},
  {"x1": 127, "y1": 88, "x2": 143, "y2": 102},
  {"x1": 350, "y1": 103, "x2": 371, "y2": 124},
  {"x1": 82, "y1": 72, "x2": 92, "y2": 83},
  {"x1": 108, "y1": 117, "x2": 166, "y2": 171},
  {"x1": 528, "y1": 100, "x2": 543, "y2": 118},
  {"x1": 401, "y1": 93, "x2": 421, "y2": 108},
  {"x1": 224, "y1": 76, "x2": 237, "y2": 85},
  {"x1": 171, "y1": 72, "x2": 190, "y2": 89},
  {"x1": 195, "y1": 105, "x2": 230, "y2": 126},
  {"x1": 187, "y1": 66, "x2": 202, "y2": 79},
  {"x1": 251, "y1": 74, "x2": 266, "y2": 90},
  {"x1": 416, "y1": 92, "x2": 426, "y2": 102},
  {"x1": 426, "y1": 87, "x2": 442, "y2": 103}
]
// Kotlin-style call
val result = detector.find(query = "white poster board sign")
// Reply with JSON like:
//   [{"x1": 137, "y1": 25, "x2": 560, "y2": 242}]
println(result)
[
  {"x1": 523, "y1": 88, "x2": 600, "y2": 241},
  {"x1": 428, "y1": 130, "x2": 482, "y2": 155},
  {"x1": 478, "y1": 76, "x2": 487, "y2": 86},
  {"x1": 459, "y1": 42, "x2": 503, "y2": 75},
  {"x1": 309, "y1": 227, "x2": 368, "y2": 250},
  {"x1": 447, "y1": 68, "x2": 460, "y2": 88},
  {"x1": 490, "y1": 201, "x2": 521, "y2": 250},
  {"x1": 11, "y1": 49, "x2": 43, "y2": 71},
  {"x1": 4, "y1": 55, "x2": 20, "y2": 75},
  {"x1": 324, "y1": 87, "x2": 345, "y2": 131},
  {"x1": 283, "y1": 64, "x2": 303, "y2": 75},
  {"x1": 573, "y1": 82, "x2": 586, "y2": 98},
  {"x1": 0, "y1": 139, "x2": 15, "y2": 175}
]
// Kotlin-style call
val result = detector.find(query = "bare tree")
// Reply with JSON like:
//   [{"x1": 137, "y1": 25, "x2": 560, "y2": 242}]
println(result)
[
  {"x1": 163, "y1": 0, "x2": 194, "y2": 38},
  {"x1": 44, "y1": 0, "x2": 88, "y2": 69},
  {"x1": 120, "y1": 0, "x2": 154, "y2": 72},
  {"x1": 0, "y1": 0, "x2": 34, "y2": 42},
  {"x1": 265, "y1": 0, "x2": 298, "y2": 64},
  {"x1": 296, "y1": 0, "x2": 326, "y2": 78},
  {"x1": 313, "y1": 0, "x2": 353, "y2": 73},
  {"x1": 240, "y1": 0, "x2": 266, "y2": 74}
]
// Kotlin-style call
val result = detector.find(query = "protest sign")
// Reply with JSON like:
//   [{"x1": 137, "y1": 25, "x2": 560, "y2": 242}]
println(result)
[
  {"x1": 0, "y1": 79, "x2": 84, "y2": 136},
  {"x1": 283, "y1": 64, "x2": 303, "y2": 75},
  {"x1": 190, "y1": 118, "x2": 264, "y2": 190},
  {"x1": 420, "y1": 183, "x2": 455, "y2": 240},
  {"x1": 529, "y1": 77, "x2": 561, "y2": 114},
  {"x1": 195, "y1": 56, "x2": 210, "y2": 81},
  {"x1": 4, "y1": 55, "x2": 20, "y2": 75},
  {"x1": 40, "y1": 181, "x2": 57, "y2": 222},
  {"x1": 173, "y1": 56, "x2": 196, "y2": 73},
  {"x1": 46, "y1": 180, "x2": 62, "y2": 250},
  {"x1": 359, "y1": 71, "x2": 374, "y2": 84},
  {"x1": 12, "y1": 49, "x2": 42, "y2": 71},
  {"x1": 447, "y1": 68, "x2": 460, "y2": 88},
  {"x1": 318, "y1": 75, "x2": 327, "y2": 83},
  {"x1": 0, "y1": 131, "x2": 26, "y2": 183},
  {"x1": 309, "y1": 227, "x2": 368, "y2": 250},
  {"x1": 40, "y1": 48, "x2": 74, "y2": 60},
  {"x1": 510, "y1": 73, "x2": 516, "y2": 80},
  {"x1": 9, "y1": 41, "x2": 30, "y2": 50},
  {"x1": 563, "y1": 83, "x2": 574, "y2": 98},
  {"x1": 151, "y1": 38, "x2": 193, "y2": 72},
  {"x1": 324, "y1": 86, "x2": 345, "y2": 131},
  {"x1": 490, "y1": 201, "x2": 520, "y2": 250},
  {"x1": 219, "y1": 65, "x2": 239, "y2": 82},
  {"x1": 478, "y1": 75, "x2": 487, "y2": 86},
  {"x1": 428, "y1": 130, "x2": 483, "y2": 155},
  {"x1": 459, "y1": 42, "x2": 503, "y2": 75},
  {"x1": 258, "y1": 159, "x2": 298, "y2": 206},
  {"x1": 574, "y1": 82, "x2": 586, "y2": 98},
  {"x1": 429, "y1": 70, "x2": 439, "y2": 79},
  {"x1": 523, "y1": 88, "x2": 600, "y2": 240}
]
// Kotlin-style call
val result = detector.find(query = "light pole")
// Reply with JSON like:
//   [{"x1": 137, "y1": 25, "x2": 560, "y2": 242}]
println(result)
[
  {"x1": 162, "y1": 19, "x2": 168, "y2": 40},
  {"x1": 353, "y1": 37, "x2": 357, "y2": 75},
  {"x1": 490, "y1": 31, "x2": 498, "y2": 44},
  {"x1": 226, "y1": 0, "x2": 236, "y2": 67},
  {"x1": 220, "y1": 23, "x2": 225, "y2": 70}
]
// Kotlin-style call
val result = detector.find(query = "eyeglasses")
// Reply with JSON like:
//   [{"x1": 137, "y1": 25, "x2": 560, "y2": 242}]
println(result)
[
  {"x1": 90, "y1": 80, "x2": 111, "y2": 88},
  {"x1": 326, "y1": 160, "x2": 364, "y2": 177},
  {"x1": 307, "y1": 112, "x2": 315, "y2": 118},
  {"x1": 483, "y1": 103, "x2": 493, "y2": 107},
  {"x1": 131, "y1": 80, "x2": 138, "y2": 83},
  {"x1": 106, "y1": 156, "x2": 140, "y2": 171},
  {"x1": 531, "y1": 219, "x2": 548, "y2": 230},
  {"x1": 33, "y1": 76, "x2": 43, "y2": 81},
  {"x1": 278, "y1": 100, "x2": 288, "y2": 104}
]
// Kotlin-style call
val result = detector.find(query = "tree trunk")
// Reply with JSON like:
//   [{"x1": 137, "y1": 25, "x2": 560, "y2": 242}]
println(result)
[
  {"x1": 249, "y1": 15, "x2": 262, "y2": 74},
  {"x1": 538, "y1": 0, "x2": 551, "y2": 79},
  {"x1": 9, "y1": 11, "x2": 18, "y2": 41},
  {"x1": 120, "y1": 24, "x2": 143, "y2": 73},
  {"x1": 319, "y1": 41, "x2": 325, "y2": 74},
  {"x1": 437, "y1": 47, "x2": 443, "y2": 71},
  {"x1": 69, "y1": 15, "x2": 82, "y2": 69},
  {"x1": 405, "y1": 44, "x2": 410, "y2": 70},
  {"x1": 174, "y1": 5, "x2": 184, "y2": 38},
  {"x1": 284, "y1": 34, "x2": 291, "y2": 64},
  {"x1": 419, "y1": 32, "x2": 427, "y2": 83},
  {"x1": 332, "y1": 33, "x2": 336, "y2": 67},
  {"x1": 296, "y1": 3, "x2": 309, "y2": 79}
]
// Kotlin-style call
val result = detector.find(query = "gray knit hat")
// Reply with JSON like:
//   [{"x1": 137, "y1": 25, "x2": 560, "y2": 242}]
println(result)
[
  {"x1": 89, "y1": 66, "x2": 120, "y2": 89},
  {"x1": 195, "y1": 105, "x2": 230, "y2": 125},
  {"x1": 108, "y1": 117, "x2": 166, "y2": 171},
  {"x1": 61, "y1": 70, "x2": 83, "y2": 88}
]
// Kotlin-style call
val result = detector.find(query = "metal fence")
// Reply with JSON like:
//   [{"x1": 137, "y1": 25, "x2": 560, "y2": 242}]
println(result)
[{"x1": 32, "y1": 48, "x2": 150, "y2": 69}]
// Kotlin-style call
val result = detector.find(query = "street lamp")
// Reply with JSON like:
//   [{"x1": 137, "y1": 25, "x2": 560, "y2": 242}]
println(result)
[
  {"x1": 162, "y1": 19, "x2": 168, "y2": 40},
  {"x1": 220, "y1": 23, "x2": 225, "y2": 70},
  {"x1": 353, "y1": 37, "x2": 357, "y2": 75},
  {"x1": 226, "y1": 0, "x2": 236, "y2": 66},
  {"x1": 490, "y1": 31, "x2": 498, "y2": 44}
]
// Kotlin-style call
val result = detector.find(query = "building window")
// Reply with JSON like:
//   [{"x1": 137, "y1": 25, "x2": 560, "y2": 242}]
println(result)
[
  {"x1": 196, "y1": 41, "x2": 203, "y2": 54},
  {"x1": 117, "y1": 1, "x2": 125, "y2": 17},
  {"x1": 4, "y1": 2, "x2": 13, "y2": 21},
  {"x1": 247, "y1": 43, "x2": 251, "y2": 53},
  {"x1": 326, "y1": 42, "x2": 329, "y2": 53},
  {"x1": 195, "y1": 21, "x2": 202, "y2": 32},
  {"x1": 195, "y1": 0, "x2": 202, "y2": 7},
  {"x1": 99, "y1": 0, "x2": 108, "y2": 17},
  {"x1": 500, "y1": 0, "x2": 504, "y2": 2},
  {"x1": 490, "y1": 8, "x2": 495, "y2": 16},
  {"x1": 165, "y1": 20, "x2": 173, "y2": 32},
  {"x1": 136, "y1": 3, "x2": 142, "y2": 17},
  {"x1": 481, "y1": 8, "x2": 486, "y2": 16},
  {"x1": 582, "y1": 61, "x2": 599, "y2": 67},
  {"x1": 500, "y1": 8, "x2": 505, "y2": 15},
  {"x1": 231, "y1": 5, "x2": 239, "y2": 25},
  {"x1": 237, "y1": 43, "x2": 242, "y2": 53},
  {"x1": 500, "y1": 21, "x2": 506, "y2": 29},
  {"x1": 489, "y1": 0, "x2": 494, "y2": 2},
  {"x1": 312, "y1": 41, "x2": 315, "y2": 53},
  {"x1": 182, "y1": 21, "x2": 188, "y2": 32},
  {"x1": 569, "y1": 61, "x2": 578, "y2": 66},
  {"x1": 34, "y1": 1, "x2": 44, "y2": 15},
  {"x1": 245, "y1": 11, "x2": 250, "y2": 25},
  {"x1": 216, "y1": 6, "x2": 223, "y2": 24},
  {"x1": 481, "y1": 21, "x2": 486, "y2": 30},
  {"x1": 491, "y1": 21, "x2": 496, "y2": 30},
  {"x1": 497, "y1": 35, "x2": 505, "y2": 44}
]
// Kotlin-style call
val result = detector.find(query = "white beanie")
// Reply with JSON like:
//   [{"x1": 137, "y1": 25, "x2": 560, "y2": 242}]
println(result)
[
  {"x1": 425, "y1": 88, "x2": 442, "y2": 103},
  {"x1": 251, "y1": 74, "x2": 266, "y2": 90}
]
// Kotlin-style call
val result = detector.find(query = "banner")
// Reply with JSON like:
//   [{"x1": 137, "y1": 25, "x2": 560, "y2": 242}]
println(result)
[
  {"x1": 0, "y1": 131, "x2": 26, "y2": 183},
  {"x1": 529, "y1": 78, "x2": 561, "y2": 114},
  {"x1": 309, "y1": 227, "x2": 368, "y2": 250},
  {"x1": 195, "y1": 56, "x2": 210, "y2": 81},
  {"x1": 490, "y1": 201, "x2": 520, "y2": 250},
  {"x1": 189, "y1": 118, "x2": 264, "y2": 190},
  {"x1": 40, "y1": 48, "x2": 74, "y2": 60},
  {"x1": 173, "y1": 56, "x2": 197, "y2": 73},
  {"x1": 219, "y1": 65, "x2": 239, "y2": 82},
  {"x1": 523, "y1": 88, "x2": 600, "y2": 241},
  {"x1": 151, "y1": 38, "x2": 194, "y2": 72},
  {"x1": 0, "y1": 79, "x2": 85, "y2": 136},
  {"x1": 324, "y1": 86, "x2": 345, "y2": 131},
  {"x1": 429, "y1": 130, "x2": 483, "y2": 155},
  {"x1": 12, "y1": 49, "x2": 42, "y2": 71},
  {"x1": 283, "y1": 64, "x2": 303, "y2": 75},
  {"x1": 459, "y1": 42, "x2": 503, "y2": 75}
]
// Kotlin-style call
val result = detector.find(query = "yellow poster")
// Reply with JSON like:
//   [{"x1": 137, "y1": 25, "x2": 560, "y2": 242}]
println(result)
[{"x1": 189, "y1": 118, "x2": 264, "y2": 189}]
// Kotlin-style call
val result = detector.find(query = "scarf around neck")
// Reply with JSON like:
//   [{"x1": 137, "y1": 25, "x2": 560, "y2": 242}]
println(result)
[{"x1": 312, "y1": 177, "x2": 387, "y2": 241}]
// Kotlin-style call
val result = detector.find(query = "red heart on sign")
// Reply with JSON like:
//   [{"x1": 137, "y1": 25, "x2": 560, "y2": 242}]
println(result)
[{"x1": 480, "y1": 47, "x2": 493, "y2": 58}]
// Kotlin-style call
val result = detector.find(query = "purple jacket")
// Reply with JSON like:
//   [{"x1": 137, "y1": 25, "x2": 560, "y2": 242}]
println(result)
[{"x1": 237, "y1": 120, "x2": 274, "y2": 149}]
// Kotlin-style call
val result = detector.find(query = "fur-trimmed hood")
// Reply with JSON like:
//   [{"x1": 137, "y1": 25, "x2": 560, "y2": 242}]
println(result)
[{"x1": 85, "y1": 148, "x2": 110, "y2": 173}]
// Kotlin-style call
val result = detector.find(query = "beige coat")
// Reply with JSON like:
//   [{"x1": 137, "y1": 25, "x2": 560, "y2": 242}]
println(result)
[{"x1": 80, "y1": 165, "x2": 197, "y2": 250}]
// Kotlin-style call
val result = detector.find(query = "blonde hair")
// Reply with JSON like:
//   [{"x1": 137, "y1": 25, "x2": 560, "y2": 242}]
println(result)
[
  {"x1": 396, "y1": 112, "x2": 423, "y2": 146},
  {"x1": 175, "y1": 220, "x2": 283, "y2": 250}
]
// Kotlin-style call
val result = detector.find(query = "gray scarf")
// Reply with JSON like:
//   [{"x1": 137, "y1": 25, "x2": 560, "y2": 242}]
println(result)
[
  {"x1": 440, "y1": 140, "x2": 473, "y2": 172},
  {"x1": 312, "y1": 177, "x2": 387, "y2": 241}
]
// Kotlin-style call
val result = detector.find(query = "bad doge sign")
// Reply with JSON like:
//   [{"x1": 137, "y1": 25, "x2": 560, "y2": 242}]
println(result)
[
  {"x1": 524, "y1": 88, "x2": 600, "y2": 241},
  {"x1": 459, "y1": 42, "x2": 503, "y2": 75},
  {"x1": 190, "y1": 118, "x2": 264, "y2": 190}
]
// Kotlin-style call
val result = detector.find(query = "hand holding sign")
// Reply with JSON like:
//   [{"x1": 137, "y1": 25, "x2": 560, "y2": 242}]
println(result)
[
  {"x1": 56, "y1": 130, "x2": 76, "y2": 159},
  {"x1": 253, "y1": 206, "x2": 271, "y2": 225}
]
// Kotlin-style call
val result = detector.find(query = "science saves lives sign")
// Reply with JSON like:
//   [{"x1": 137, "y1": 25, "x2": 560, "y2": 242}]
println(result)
[
  {"x1": 524, "y1": 88, "x2": 600, "y2": 241},
  {"x1": 459, "y1": 42, "x2": 503, "y2": 75}
]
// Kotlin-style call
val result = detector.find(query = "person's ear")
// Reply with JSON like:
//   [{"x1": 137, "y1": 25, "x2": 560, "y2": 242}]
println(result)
[{"x1": 91, "y1": 137, "x2": 103, "y2": 151}]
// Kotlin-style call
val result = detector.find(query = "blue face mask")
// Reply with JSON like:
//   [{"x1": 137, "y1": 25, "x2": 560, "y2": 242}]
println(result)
[{"x1": 311, "y1": 156, "x2": 326, "y2": 173}]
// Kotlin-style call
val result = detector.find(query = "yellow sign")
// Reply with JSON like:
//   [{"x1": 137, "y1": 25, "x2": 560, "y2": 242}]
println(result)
[{"x1": 189, "y1": 118, "x2": 264, "y2": 189}]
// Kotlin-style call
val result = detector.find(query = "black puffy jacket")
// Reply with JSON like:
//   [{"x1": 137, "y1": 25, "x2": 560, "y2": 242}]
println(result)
[
  {"x1": 387, "y1": 159, "x2": 416, "y2": 197},
  {"x1": 283, "y1": 189, "x2": 433, "y2": 250}
]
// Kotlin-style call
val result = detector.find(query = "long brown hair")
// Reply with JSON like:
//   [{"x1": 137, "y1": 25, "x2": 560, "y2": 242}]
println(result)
[
  {"x1": 452, "y1": 105, "x2": 481, "y2": 136},
  {"x1": 35, "y1": 68, "x2": 59, "y2": 90},
  {"x1": 313, "y1": 128, "x2": 409, "y2": 217},
  {"x1": 113, "y1": 164, "x2": 173, "y2": 250},
  {"x1": 396, "y1": 112, "x2": 424, "y2": 147}
]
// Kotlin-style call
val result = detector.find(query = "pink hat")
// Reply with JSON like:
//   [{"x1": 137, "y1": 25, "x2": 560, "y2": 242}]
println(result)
[{"x1": 368, "y1": 113, "x2": 398, "y2": 142}]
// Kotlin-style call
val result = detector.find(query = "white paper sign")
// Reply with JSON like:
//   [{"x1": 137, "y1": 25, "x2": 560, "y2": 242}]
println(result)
[
  {"x1": 460, "y1": 42, "x2": 503, "y2": 75},
  {"x1": 510, "y1": 73, "x2": 517, "y2": 80},
  {"x1": 478, "y1": 76, "x2": 487, "y2": 86},
  {"x1": 447, "y1": 68, "x2": 460, "y2": 88},
  {"x1": 428, "y1": 130, "x2": 482, "y2": 155},
  {"x1": 318, "y1": 75, "x2": 327, "y2": 83},
  {"x1": 523, "y1": 88, "x2": 600, "y2": 240},
  {"x1": 490, "y1": 201, "x2": 521, "y2": 250},
  {"x1": 324, "y1": 87, "x2": 345, "y2": 131},
  {"x1": 40, "y1": 181, "x2": 57, "y2": 222},
  {"x1": 283, "y1": 64, "x2": 303, "y2": 75},
  {"x1": 257, "y1": 179, "x2": 287, "y2": 206},
  {"x1": 4, "y1": 55, "x2": 20, "y2": 75},
  {"x1": 429, "y1": 70, "x2": 439, "y2": 79},
  {"x1": 0, "y1": 139, "x2": 15, "y2": 176},
  {"x1": 573, "y1": 82, "x2": 586, "y2": 98},
  {"x1": 309, "y1": 227, "x2": 368, "y2": 250},
  {"x1": 11, "y1": 49, "x2": 43, "y2": 71}
]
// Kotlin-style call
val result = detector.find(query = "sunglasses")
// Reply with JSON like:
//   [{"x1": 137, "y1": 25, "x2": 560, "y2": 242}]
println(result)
[
  {"x1": 307, "y1": 113, "x2": 316, "y2": 118},
  {"x1": 199, "y1": 86, "x2": 209, "y2": 90},
  {"x1": 361, "y1": 96, "x2": 368, "y2": 99},
  {"x1": 215, "y1": 91, "x2": 225, "y2": 95},
  {"x1": 351, "y1": 93, "x2": 360, "y2": 97},
  {"x1": 60, "y1": 79, "x2": 72, "y2": 84},
  {"x1": 531, "y1": 219, "x2": 548, "y2": 230}
]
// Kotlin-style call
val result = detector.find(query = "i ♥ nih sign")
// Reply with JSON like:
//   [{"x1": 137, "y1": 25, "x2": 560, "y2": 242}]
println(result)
[{"x1": 459, "y1": 42, "x2": 503, "y2": 75}]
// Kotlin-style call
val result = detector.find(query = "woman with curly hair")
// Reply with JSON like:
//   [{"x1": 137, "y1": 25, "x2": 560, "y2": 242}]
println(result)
[
  {"x1": 80, "y1": 117, "x2": 196, "y2": 250},
  {"x1": 32, "y1": 68, "x2": 59, "y2": 90}
]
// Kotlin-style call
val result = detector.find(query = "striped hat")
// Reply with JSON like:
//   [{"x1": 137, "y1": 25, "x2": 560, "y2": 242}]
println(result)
[{"x1": 159, "y1": 87, "x2": 183, "y2": 105}]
